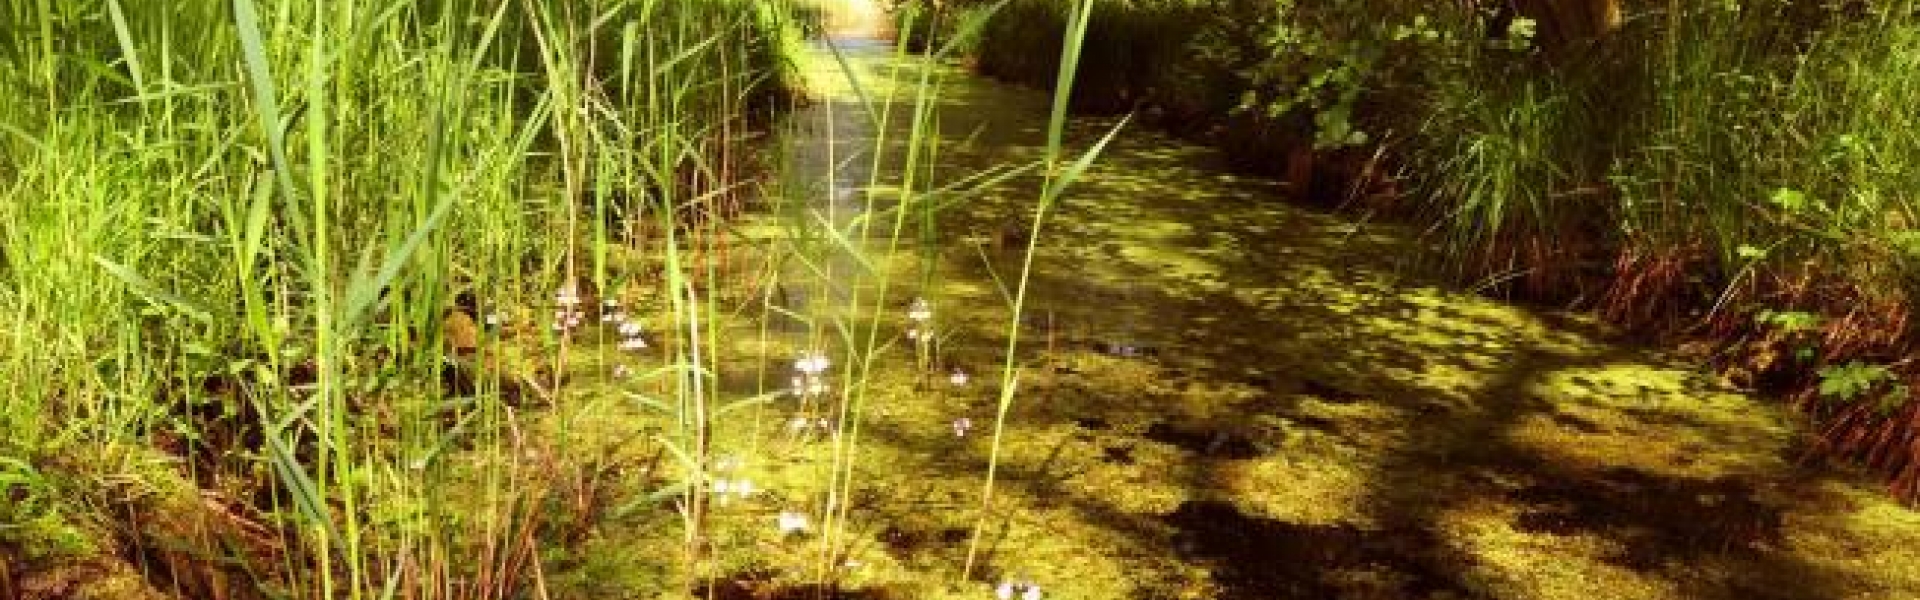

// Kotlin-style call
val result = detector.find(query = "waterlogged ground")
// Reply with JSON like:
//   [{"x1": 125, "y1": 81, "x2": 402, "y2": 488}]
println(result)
[{"x1": 529, "y1": 37, "x2": 1920, "y2": 599}]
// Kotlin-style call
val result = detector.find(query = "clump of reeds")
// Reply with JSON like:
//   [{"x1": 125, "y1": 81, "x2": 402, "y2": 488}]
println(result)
[
  {"x1": 0, "y1": 0, "x2": 806, "y2": 596},
  {"x1": 2, "y1": 0, "x2": 1128, "y2": 596}
]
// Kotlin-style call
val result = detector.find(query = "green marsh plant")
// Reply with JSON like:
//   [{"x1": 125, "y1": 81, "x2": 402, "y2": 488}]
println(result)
[
  {"x1": 2, "y1": 0, "x2": 1132, "y2": 594},
  {"x1": 2, "y1": 0, "x2": 802, "y2": 597}
]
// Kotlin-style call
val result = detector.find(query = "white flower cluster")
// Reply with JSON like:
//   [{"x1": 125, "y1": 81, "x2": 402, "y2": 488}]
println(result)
[
  {"x1": 710, "y1": 478, "x2": 756, "y2": 505},
  {"x1": 602, "y1": 299, "x2": 648, "y2": 352},
  {"x1": 790, "y1": 352, "x2": 831, "y2": 398},
  {"x1": 552, "y1": 286, "x2": 586, "y2": 332},
  {"x1": 707, "y1": 454, "x2": 752, "y2": 505},
  {"x1": 995, "y1": 581, "x2": 1041, "y2": 600},
  {"x1": 776, "y1": 510, "x2": 810, "y2": 535},
  {"x1": 796, "y1": 352, "x2": 830, "y2": 374},
  {"x1": 786, "y1": 415, "x2": 832, "y2": 434},
  {"x1": 906, "y1": 297, "x2": 933, "y2": 343}
]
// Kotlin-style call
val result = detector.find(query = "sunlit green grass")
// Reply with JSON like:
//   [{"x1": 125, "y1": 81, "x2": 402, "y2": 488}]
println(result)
[
  {"x1": 0, "y1": 0, "x2": 1128, "y2": 596},
  {"x1": 0, "y1": 0, "x2": 807, "y2": 596}
]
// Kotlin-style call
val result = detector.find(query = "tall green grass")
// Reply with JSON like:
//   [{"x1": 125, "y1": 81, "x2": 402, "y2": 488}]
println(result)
[
  {"x1": 1401, "y1": 8, "x2": 1623, "y2": 294},
  {"x1": 1, "y1": 0, "x2": 1131, "y2": 595},
  {"x1": 1612, "y1": 2, "x2": 1920, "y2": 298},
  {"x1": 1600, "y1": 4, "x2": 1920, "y2": 497},
  {"x1": 0, "y1": 0, "x2": 803, "y2": 596}
]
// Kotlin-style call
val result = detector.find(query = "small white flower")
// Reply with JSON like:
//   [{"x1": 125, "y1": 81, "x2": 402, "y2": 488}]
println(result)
[
  {"x1": 711, "y1": 479, "x2": 732, "y2": 495},
  {"x1": 732, "y1": 479, "x2": 756, "y2": 497},
  {"x1": 953, "y1": 417, "x2": 973, "y2": 437},
  {"x1": 907, "y1": 298, "x2": 932, "y2": 322},
  {"x1": 777, "y1": 511, "x2": 810, "y2": 535},
  {"x1": 949, "y1": 369, "x2": 970, "y2": 387},
  {"x1": 1022, "y1": 585, "x2": 1041, "y2": 600},
  {"x1": 485, "y1": 313, "x2": 505, "y2": 326},
  {"x1": 619, "y1": 337, "x2": 648, "y2": 351},
  {"x1": 795, "y1": 353, "x2": 830, "y2": 375},
  {"x1": 618, "y1": 321, "x2": 644, "y2": 337},
  {"x1": 787, "y1": 416, "x2": 811, "y2": 431},
  {"x1": 553, "y1": 309, "x2": 584, "y2": 331},
  {"x1": 613, "y1": 364, "x2": 632, "y2": 378},
  {"x1": 906, "y1": 328, "x2": 922, "y2": 342},
  {"x1": 602, "y1": 298, "x2": 620, "y2": 309},
  {"x1": 996, "y1": 582, "x2": 1015, "y2": 600},
  {"x1": 556, "y1": 287, "x2": 581, "y2": 307}
]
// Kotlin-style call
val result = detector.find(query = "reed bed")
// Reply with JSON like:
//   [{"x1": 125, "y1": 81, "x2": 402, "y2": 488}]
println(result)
[{"x1": 0, "y1": 0, "x2": 1128, "y2": 597}]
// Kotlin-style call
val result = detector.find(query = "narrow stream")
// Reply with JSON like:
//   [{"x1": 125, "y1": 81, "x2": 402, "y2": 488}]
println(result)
[{"x1": 576, "y1": 31, "x2": 1920, "y2": 600}]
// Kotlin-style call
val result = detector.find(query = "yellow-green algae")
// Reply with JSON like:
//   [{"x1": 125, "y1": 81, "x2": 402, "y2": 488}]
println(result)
[{"x1": 480, "y1": 33, "x2": 1920, "y2": 600}]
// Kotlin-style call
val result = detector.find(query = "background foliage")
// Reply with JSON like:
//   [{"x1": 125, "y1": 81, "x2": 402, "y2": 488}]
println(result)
[{"x1": 914, "y1": 0, "x2": 1920, "y2": 499}]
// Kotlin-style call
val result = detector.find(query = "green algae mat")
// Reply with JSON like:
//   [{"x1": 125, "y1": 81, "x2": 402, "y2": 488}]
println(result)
[{"x1": 413, "y1": 37, "x2": 1919, "y2": 600}]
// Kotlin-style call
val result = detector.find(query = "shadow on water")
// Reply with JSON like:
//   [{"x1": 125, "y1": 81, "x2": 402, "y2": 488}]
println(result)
[
  {"x1": 694, "y1": 572, "x2": 898, "y2": 600},
  {"x1": 1505, "y1": 466, "x2": 1785, "y2": 570},
  {"x1": 915, "y1": 182, "x2": 1869, "y2": 598},
  {"x1": 1115, "y1": 331, "x2": 1856, "y2": 599},
  {"x1": 1163, "y1": 500, "x2": 1473, "y2": 600},
  {"x1": 1141, "y1": 421, "x2": 1265, "y2": 460}
]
